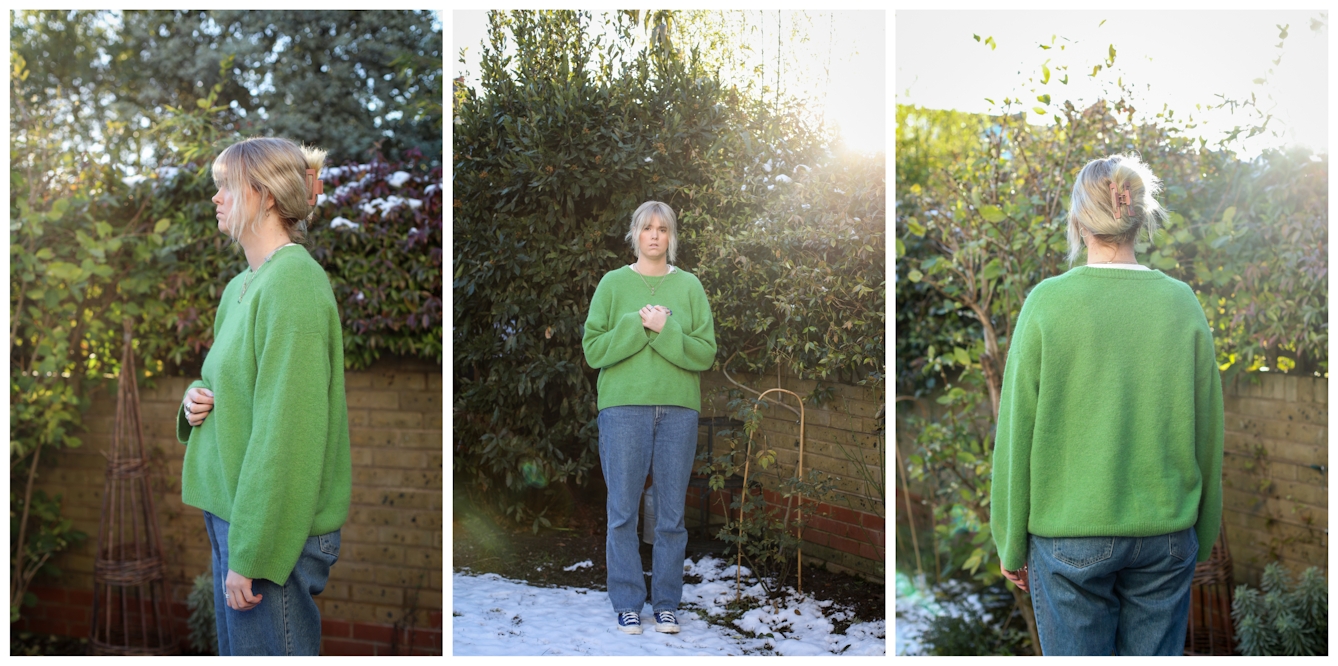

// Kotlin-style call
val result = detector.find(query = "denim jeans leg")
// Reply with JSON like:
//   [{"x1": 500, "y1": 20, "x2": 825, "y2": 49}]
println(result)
[
  {"x1": 1114, "y1": 528, "x2": 1198, "y2": 655},
  {"x1": 203, "y1": 511, "x2": 231, "y2": 656},
  {"x1": 599, "y1": 406, "x2": 655, "y2": 613},
  {"x1": 649, "y1": 406, "x2": 700, "y2": 612},
  {"x1": 203, "y1": 511, "x2": 340, "y2": 655},
  {"x1": 1028, "y1": 534, "x2": 1123, "y2": 655}
]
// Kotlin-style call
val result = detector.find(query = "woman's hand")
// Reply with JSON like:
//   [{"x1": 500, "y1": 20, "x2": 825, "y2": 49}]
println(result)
[
  {"x1": 183, "y1": 387, "x2": 215, "y2": 427},
  {"x1": 639, "y1": 305, "x2": 669, "y2": 333},
  {"x1": 1003, "y1": 565, "x2": 1029, "y2": 593},
  {"x1": 224, "y1": 569, "x2": 263, "y2": 611}
]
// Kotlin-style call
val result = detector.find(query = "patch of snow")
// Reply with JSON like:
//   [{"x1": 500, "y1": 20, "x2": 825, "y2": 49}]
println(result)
[
  {"x1": 387, "y1": 170, "x2": 412, "y2": 187},
  {"x1": 425, "y1": 184, "x2": 439, "y2": 194},
  {"x1": 762, "y1": 159, "x2": 773, "y2": 173},
  {"x1": 453, "y1": 555, "x2": 885, "y2": 656},
  {"x1": 360, "y1": 196, "x2": 423, "y2": 217},
  {"x1": 644, "y1": 156, "x2": 654, "y2": 163},
  {"x1": 123, "y1": 175, "x2": 148, "y2": 187},
  {"x1": 894, "y1": 572, "x2": 990, "y2": 656},
  {"x1": 330, "y1": 217, "x2": 359, "y2": 230},
  {"x1": 563, "y1": 560, "x2": 594, "y2": 572},
  {"x1": 774, "y1": 174, "x2": 792, "y2": 184}
]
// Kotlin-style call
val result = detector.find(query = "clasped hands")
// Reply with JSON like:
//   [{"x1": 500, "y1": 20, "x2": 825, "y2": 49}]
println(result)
[
  {"x1": 183, "y1": 387, "x2": 215, "y2": 426},
  {"x1": 639, "y1": 304, "x2": 670, "y2": 333}
]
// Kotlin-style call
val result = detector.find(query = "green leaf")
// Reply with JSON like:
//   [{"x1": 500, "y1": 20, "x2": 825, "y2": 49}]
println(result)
[
  {"x1": 154, "y1": 218, "x2": 171, "y2": 234},
  {"x1": 979, "y1": 205, "x2": 1005, "y2": 223},
  {"x1": 953, "y1": 347, "x2": 971, "y2": 366},
  {"x1": 1037, "y1": 93, "x2": 1051, "y2": 105},
  {"x1": 1032, "y1": 107, "x2": 1047, "y2": 115},
  {"x1": 906, "y1": 218, "x2": 926, "y2": 237},
  {"x1": 1107, "y1": 44, "x2": 1117, "y2": 66},
  {"x1": 1041, "y1": 63, "x2": 1051, "y2": 85},
  {"x1": 895, "y1": 238, "x2": 905, "y2": 258},
  {"x1": 908, "y1": 269, "x2": 923, "y2": 283},
  {"x1": 963, "y1": 547, "x2": 984, "y2": 574},
  {"x1": 1222, "y1": 206, "x2": 1236, "y2": 226},
  {"x1": 981, "y1": 258, "x2": 1004, "y2": 280},
  {"x1": 35, "y1": 248, "x2": 54, "y2": 260}
]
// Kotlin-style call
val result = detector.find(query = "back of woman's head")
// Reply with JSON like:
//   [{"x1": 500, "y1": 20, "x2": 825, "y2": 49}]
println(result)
[
  {"x1": 212, "y1": 137, "x2": 327, "y2": 242},
  {"x1": 1065, "y1": 154, "x2": 1167, "y2": 265}
]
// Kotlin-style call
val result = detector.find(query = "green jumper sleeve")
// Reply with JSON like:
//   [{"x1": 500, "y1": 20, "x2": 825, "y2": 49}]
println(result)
[
  {"x1": 227, "y1": 293, "x2": 334, "y2": 584},
  {"x1": 176, "y1": 380, "x2": 210, "y2": 445},
  {"x1": 1192, "y1": 319, "x2": 1225, "y2": 563},
  {"x1": 990, "y1": 293, "x2": 1043, "y2": 572},
  {"x1": 648, "y1": 280, "x2": 717, "y2": 372},
  {"x1": 583, "y1": 278, "x2": 650, "y2": 369}
]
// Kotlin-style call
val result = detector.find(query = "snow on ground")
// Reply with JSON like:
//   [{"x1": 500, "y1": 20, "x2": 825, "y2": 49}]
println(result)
[
  {"x1": 453, "y1": 555, "x2": 885, "y2": 656},
  {"x1": 894, "y1": 571, "x2": 989, "y2": 656}
]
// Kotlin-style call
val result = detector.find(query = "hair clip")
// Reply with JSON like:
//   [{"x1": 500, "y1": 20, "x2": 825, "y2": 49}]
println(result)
[
  {"x1": 306, "y1": 168, "x2": 324, "y2": 206},
  {"x1": 1109, "y1": 181, "x2": 1132, "y2": 220}
]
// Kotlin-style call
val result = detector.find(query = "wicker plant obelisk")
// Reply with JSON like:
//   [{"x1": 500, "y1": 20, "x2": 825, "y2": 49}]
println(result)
[{"x1": 90, "y1": 320, "x2": 178, "y2": 655}]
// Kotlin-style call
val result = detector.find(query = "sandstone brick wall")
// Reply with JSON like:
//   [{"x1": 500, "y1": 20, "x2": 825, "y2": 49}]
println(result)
[
  {"x1": 13, "y1": 358, "x2": 443, "y2": 656},
  {"x1": 695, "y1": 369, "x2": 885, "y2": 579},
  {"x1": 1220, "y1": 373, "x2": 1328, "y2": 586}
]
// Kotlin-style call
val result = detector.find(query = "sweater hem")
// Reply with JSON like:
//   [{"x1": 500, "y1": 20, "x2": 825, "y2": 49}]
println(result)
[{"x1": 1027, "y1": 518, "x2": 1198, "y2": 539}]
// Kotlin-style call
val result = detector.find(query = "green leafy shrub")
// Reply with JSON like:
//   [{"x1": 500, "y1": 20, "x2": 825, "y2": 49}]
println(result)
[
  {"x1": 1232, "y1": 563, "x2": 1327, "y2": 656},
  {"x1": 186, "y1": 570, "x2": 217, "y2": 655}
]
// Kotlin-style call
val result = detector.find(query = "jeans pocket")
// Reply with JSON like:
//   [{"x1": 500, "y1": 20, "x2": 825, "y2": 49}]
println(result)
[
  {"x1": 1168, "y1": 527, "x2": 1197, "y2": 562},
  {"x1": 1051, "y1": 535, "x2": 1116, "y2": 568},
  {"x1": 317, "y1": 530, "x2": 341, "y2": 562}
]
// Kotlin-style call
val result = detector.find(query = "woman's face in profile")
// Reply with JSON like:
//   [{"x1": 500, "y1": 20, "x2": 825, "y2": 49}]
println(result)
[{"x1": 211, "y1": 186, "x2": 236, "y2": 235}]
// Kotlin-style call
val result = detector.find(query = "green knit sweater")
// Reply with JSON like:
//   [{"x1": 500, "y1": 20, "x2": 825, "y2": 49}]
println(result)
[
  {"x1": 582, "y1": 265, "x2": 717, "y2": 411},
  {"x1": 176, "y1": 245, "x2": 351, "y2": 584},
  {"x1": 989, "y1": 266, "x2": 1224, "y2": 571}
]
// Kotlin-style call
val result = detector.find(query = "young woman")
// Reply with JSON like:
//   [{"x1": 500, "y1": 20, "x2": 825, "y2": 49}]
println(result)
[
  {"x1": 989, "y1": 154, "x2": 1225, "y2": 655},
  {"x1": 176, "y1": 137, "x2": 351, "y2": 656},
  {"x1": 582, "y1": 201, "x2": 717, "y2": 635}
]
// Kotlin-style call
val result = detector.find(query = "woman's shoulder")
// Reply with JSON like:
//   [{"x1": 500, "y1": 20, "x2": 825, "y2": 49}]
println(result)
[{"x1": 259, "y1": 248, "x2": 337, "y2": 313}]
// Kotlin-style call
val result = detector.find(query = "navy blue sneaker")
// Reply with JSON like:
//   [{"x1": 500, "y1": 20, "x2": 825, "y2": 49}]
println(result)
[
  {"x1": 617, "y1": 611, "x2": 643, "y2": 635},
  {"x1": 654, "y1": 610, "x2": 680, "y2": 634}
]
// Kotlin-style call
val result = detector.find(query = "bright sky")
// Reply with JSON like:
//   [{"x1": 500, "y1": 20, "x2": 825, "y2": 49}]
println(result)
[
  {"x1": 896, "y1": 11, "x2": 1328, "y2": 158},
  {"x1": 453, "y1": 10, "x2": 886, "y2": 156}
]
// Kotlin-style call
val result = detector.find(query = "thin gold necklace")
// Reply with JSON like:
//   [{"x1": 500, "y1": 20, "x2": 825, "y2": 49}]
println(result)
[{"x1": 632, "y1": 264, "x2": 672, "y2": 296}]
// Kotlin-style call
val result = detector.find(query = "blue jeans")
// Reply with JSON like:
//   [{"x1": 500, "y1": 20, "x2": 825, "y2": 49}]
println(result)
[
  {"x1": 598, "y1": 405, "x2": 699, "y2": 614},
  {"x1": 203, "y1": 511, "x2": 341, "y2": 655},
  {"x1": 1028, "y1": 528, "x2": 1198, "y2": 655}
]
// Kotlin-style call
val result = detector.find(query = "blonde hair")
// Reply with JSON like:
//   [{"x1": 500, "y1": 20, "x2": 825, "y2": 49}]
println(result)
[
  {"x1": 212, "y1": 137, "x2": 327, "y2": 242},
  {"x1": 1065, "y1": 154, "x2": 1167, "y2": 265},
  {"x1": 625, "y1": 201, "x2": 679, "y2": 264}
]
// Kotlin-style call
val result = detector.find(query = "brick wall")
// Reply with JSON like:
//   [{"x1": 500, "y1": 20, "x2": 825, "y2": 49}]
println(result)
[
  {"x1": 695, "y1": 369, "x2": 885, "y2": 579},
  {"x1": 893, "y1": 372, "x2": 1329, "y2": 588},
  {"x1": 1220, "y1": 373, "x2": 1328, "y2": 587},
  {"x1": 13, "y1": 358, "x2": 443, "y2": 656}
]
